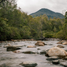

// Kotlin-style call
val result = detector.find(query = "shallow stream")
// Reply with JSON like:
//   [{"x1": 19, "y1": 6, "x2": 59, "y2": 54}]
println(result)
[{"x1": 0, "y1": 40, "x2": 67, "y2": 67}]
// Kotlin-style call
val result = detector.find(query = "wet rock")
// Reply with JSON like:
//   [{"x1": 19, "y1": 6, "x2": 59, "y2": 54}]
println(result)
[
  {"x1": 60, "y1": 62, "x2": 67, "y2": 67},
  {"x1": 27, "y1": 45, "x2": 36, "y2": 48},
  {"x1": 22, "y1": 51, "x2": 36, "y2": 54},
  {"x1": 57, "y1": 40, "x2": 65, "y2": 44},
  {"x1": 40, "y1": 50, "x2": 46, "y2": 54},
  {"x1": 57, "y1": 41, "x2": 62, "y2": 44},
  {"x1": 47, "y1": 47, "x2": 67, "y2": 58},
  {"x1": 64, "y1": 56, "x2": 67, "y2": 60},
  {"x1": 20, "y1": 61, "x2": 37, "y2": 67},
  {"x1": 35, "y1": 41, "x2": 45, "y2": 46},
  {"x1": 52, "y1": 60, "x2": 59, "y2": 64},
  {"x1": 35, "y1": 43, "x2": 44, "y2": 46},
  {"x1": 62, "y1": 42, "x2": 67, "y2": 45},
  {"x1": 13, "y1": 50, "x2": 20, "y2": 53},
  {"x1": 46, "y1": 56, "x2": 59, "y2": 61},
  {"x1": 7, "y1": 46, "x2": 21, "y2": 51},
  {"x1": 57, "y1": 45, "x2": 64, "y2": 48},
  {"x1": 50, "y1": 65, "x2": 62, "y2": 67},
  {"x1": 37, "y1": 48, "x2": 40, "y2": 50}
]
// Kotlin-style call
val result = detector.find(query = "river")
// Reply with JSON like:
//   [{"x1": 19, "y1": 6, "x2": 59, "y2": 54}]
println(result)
[{"x1": 0, "y1": 40, "x2": 67, "y2": 67}]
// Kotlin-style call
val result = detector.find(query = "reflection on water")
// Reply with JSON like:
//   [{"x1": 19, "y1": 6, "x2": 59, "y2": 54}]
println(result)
[{"x1": 0, "y1": 40, "x2": 66, "y2": 67}]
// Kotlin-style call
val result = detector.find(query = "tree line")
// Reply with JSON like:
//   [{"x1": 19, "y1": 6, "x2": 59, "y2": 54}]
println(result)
[{"x1": 0, "y1": 0, "x2": 67, "y2": 41}]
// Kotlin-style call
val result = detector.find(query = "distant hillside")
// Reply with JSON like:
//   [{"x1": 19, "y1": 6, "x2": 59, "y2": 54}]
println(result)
[{"x1": 30, "y1": 8, "x2": 64, "y2": 19}]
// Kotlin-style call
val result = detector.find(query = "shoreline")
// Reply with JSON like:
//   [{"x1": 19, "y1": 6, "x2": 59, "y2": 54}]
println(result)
[{"x1": 0, "y1": 38, "x2": 61, "y2": 43}]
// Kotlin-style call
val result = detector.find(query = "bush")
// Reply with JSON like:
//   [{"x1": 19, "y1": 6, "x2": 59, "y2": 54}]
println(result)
[{"x1": 45, "y1": 33, "x2": 53, "y2": 38}]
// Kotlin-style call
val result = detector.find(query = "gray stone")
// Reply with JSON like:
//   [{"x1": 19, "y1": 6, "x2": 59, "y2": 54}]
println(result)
[
  {"x1": 37, "y1": 48, "x2": 40, "y2": 50},
  {"x1": 40, "y1": 50, "x2": 46, "y2": 54},
  {"x1": 52, "y1": 60, "x2": 59, "y2": 64},
  {"x1": 46, "y1": 56, "x2": 59, "y2": 61},
  {"x1": 20, "y1": 62, "x2": 37, "y2": 67},
  {"x1": 60, "y1": 62, "x2": 67, "y2": 67},
  {"x1": 7, "y1": 46, "x2": 21, "y2": 51},
  {"x1": 50, "y1": 65, "x2": 63, "y2": 67}
]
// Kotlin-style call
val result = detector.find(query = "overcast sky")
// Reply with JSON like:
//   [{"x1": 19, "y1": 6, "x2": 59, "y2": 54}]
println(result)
[{"x1": 17, "y1": 0, "x2": 67, "y2": 15}]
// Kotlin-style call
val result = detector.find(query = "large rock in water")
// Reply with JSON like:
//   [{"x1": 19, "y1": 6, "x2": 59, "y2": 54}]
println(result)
[
  {"x1": 5, "y1": 44, "x2": 21, "y2": 51},
  {"x1": 7, "y1": 46, "x2": 21, "y2": 51},
  {"x1": 47, "y1": 47, "x2": 67, "y2": 57},
  {"x1": 62, "y1": 42, "x2": 67, "y2": 45},
  {"x1": 57, "y1": 40, "x2": 65, "y2": 44},
  {"x1": 35, "y1": 41, "x2": 45, "y2": 46},
  {"x1": 57, "y1": 45, "x2": 64, "y2": 48}
]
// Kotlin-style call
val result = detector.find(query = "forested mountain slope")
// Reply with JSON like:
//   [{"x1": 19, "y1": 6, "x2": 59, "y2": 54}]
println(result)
[{"x1": 30, "y1": 8, "x2": 64, "y2": 19}]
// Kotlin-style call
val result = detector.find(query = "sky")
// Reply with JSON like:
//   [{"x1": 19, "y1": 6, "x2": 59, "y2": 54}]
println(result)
[{"x1": 17, "y1": 0, "x2": 67, "y2": 15}]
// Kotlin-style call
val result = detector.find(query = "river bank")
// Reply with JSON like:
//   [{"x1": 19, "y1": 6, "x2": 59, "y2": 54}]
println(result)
[{"x1": 0, "y1": 38, "x2": 61, "y2": 43}]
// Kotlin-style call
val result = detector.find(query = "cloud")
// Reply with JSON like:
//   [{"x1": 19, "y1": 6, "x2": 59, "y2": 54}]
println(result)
[{"x1": 17, "y1": 0, "x2": 67, "y2": 14}]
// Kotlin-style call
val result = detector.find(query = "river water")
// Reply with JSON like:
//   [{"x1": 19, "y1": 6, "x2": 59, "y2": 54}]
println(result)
[{"x1": 0, "y1": 40, "x2": 67, "y2": 67}]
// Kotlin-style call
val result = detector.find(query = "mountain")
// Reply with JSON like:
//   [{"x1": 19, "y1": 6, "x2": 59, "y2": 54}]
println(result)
[{"x1": 30, "y1": 8, "x2": 64, "y2": 19}]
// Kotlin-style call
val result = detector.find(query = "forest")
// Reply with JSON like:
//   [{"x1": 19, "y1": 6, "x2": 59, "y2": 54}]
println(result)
[{"x1": 0, "y1": 0, "x2": 67, "y2": 41}]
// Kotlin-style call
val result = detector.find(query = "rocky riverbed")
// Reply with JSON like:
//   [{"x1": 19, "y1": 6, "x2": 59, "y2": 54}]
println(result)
[{"x1": 0, "y1": 40, "x2": 67, "y2": 67}]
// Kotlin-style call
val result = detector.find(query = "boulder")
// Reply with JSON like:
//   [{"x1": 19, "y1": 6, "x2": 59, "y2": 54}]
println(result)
[
  {"x1": 47, "y1": 47, "x2": 67, "y2": 57},
  {"x1": 62, "y1": 42, "x2": 67, "y2": 45},
  {"x1": 57, "y1": 41, "x2": 62, "y2": 44},
  {"x1": 57, "y1": 40, "x2": 65, "y2": 44},
  {"x1": 27, "y1": 45, "x2": 36, "y2": 48},
  {"x1": 20, "y1": 61, "x2": 37, "y2": 67},
  {"x1": 35, "y1": 41, "x2": 45, "y2": 46},
  {"x1": 7, "y1": 46, "x2": 21, "y2": 51},
  {"x1": 57, "y1": 45, "x2": 64, "y2": 48}
]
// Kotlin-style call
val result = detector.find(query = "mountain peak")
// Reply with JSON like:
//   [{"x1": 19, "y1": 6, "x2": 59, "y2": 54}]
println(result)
[{"x1": 30, "y1": 8, "x2": 64, "y2": 19}]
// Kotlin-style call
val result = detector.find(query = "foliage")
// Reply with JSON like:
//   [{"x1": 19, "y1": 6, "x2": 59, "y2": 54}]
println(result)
[
  {"x1": 0, "y1": 0, "x2": 67, "y2": 41},
  {"x1": 56, "y1": 12, "x2": 67, "y2": 39},
  {"x1": 45, "y1": 33, "x2": 53, "y2": 38}
]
